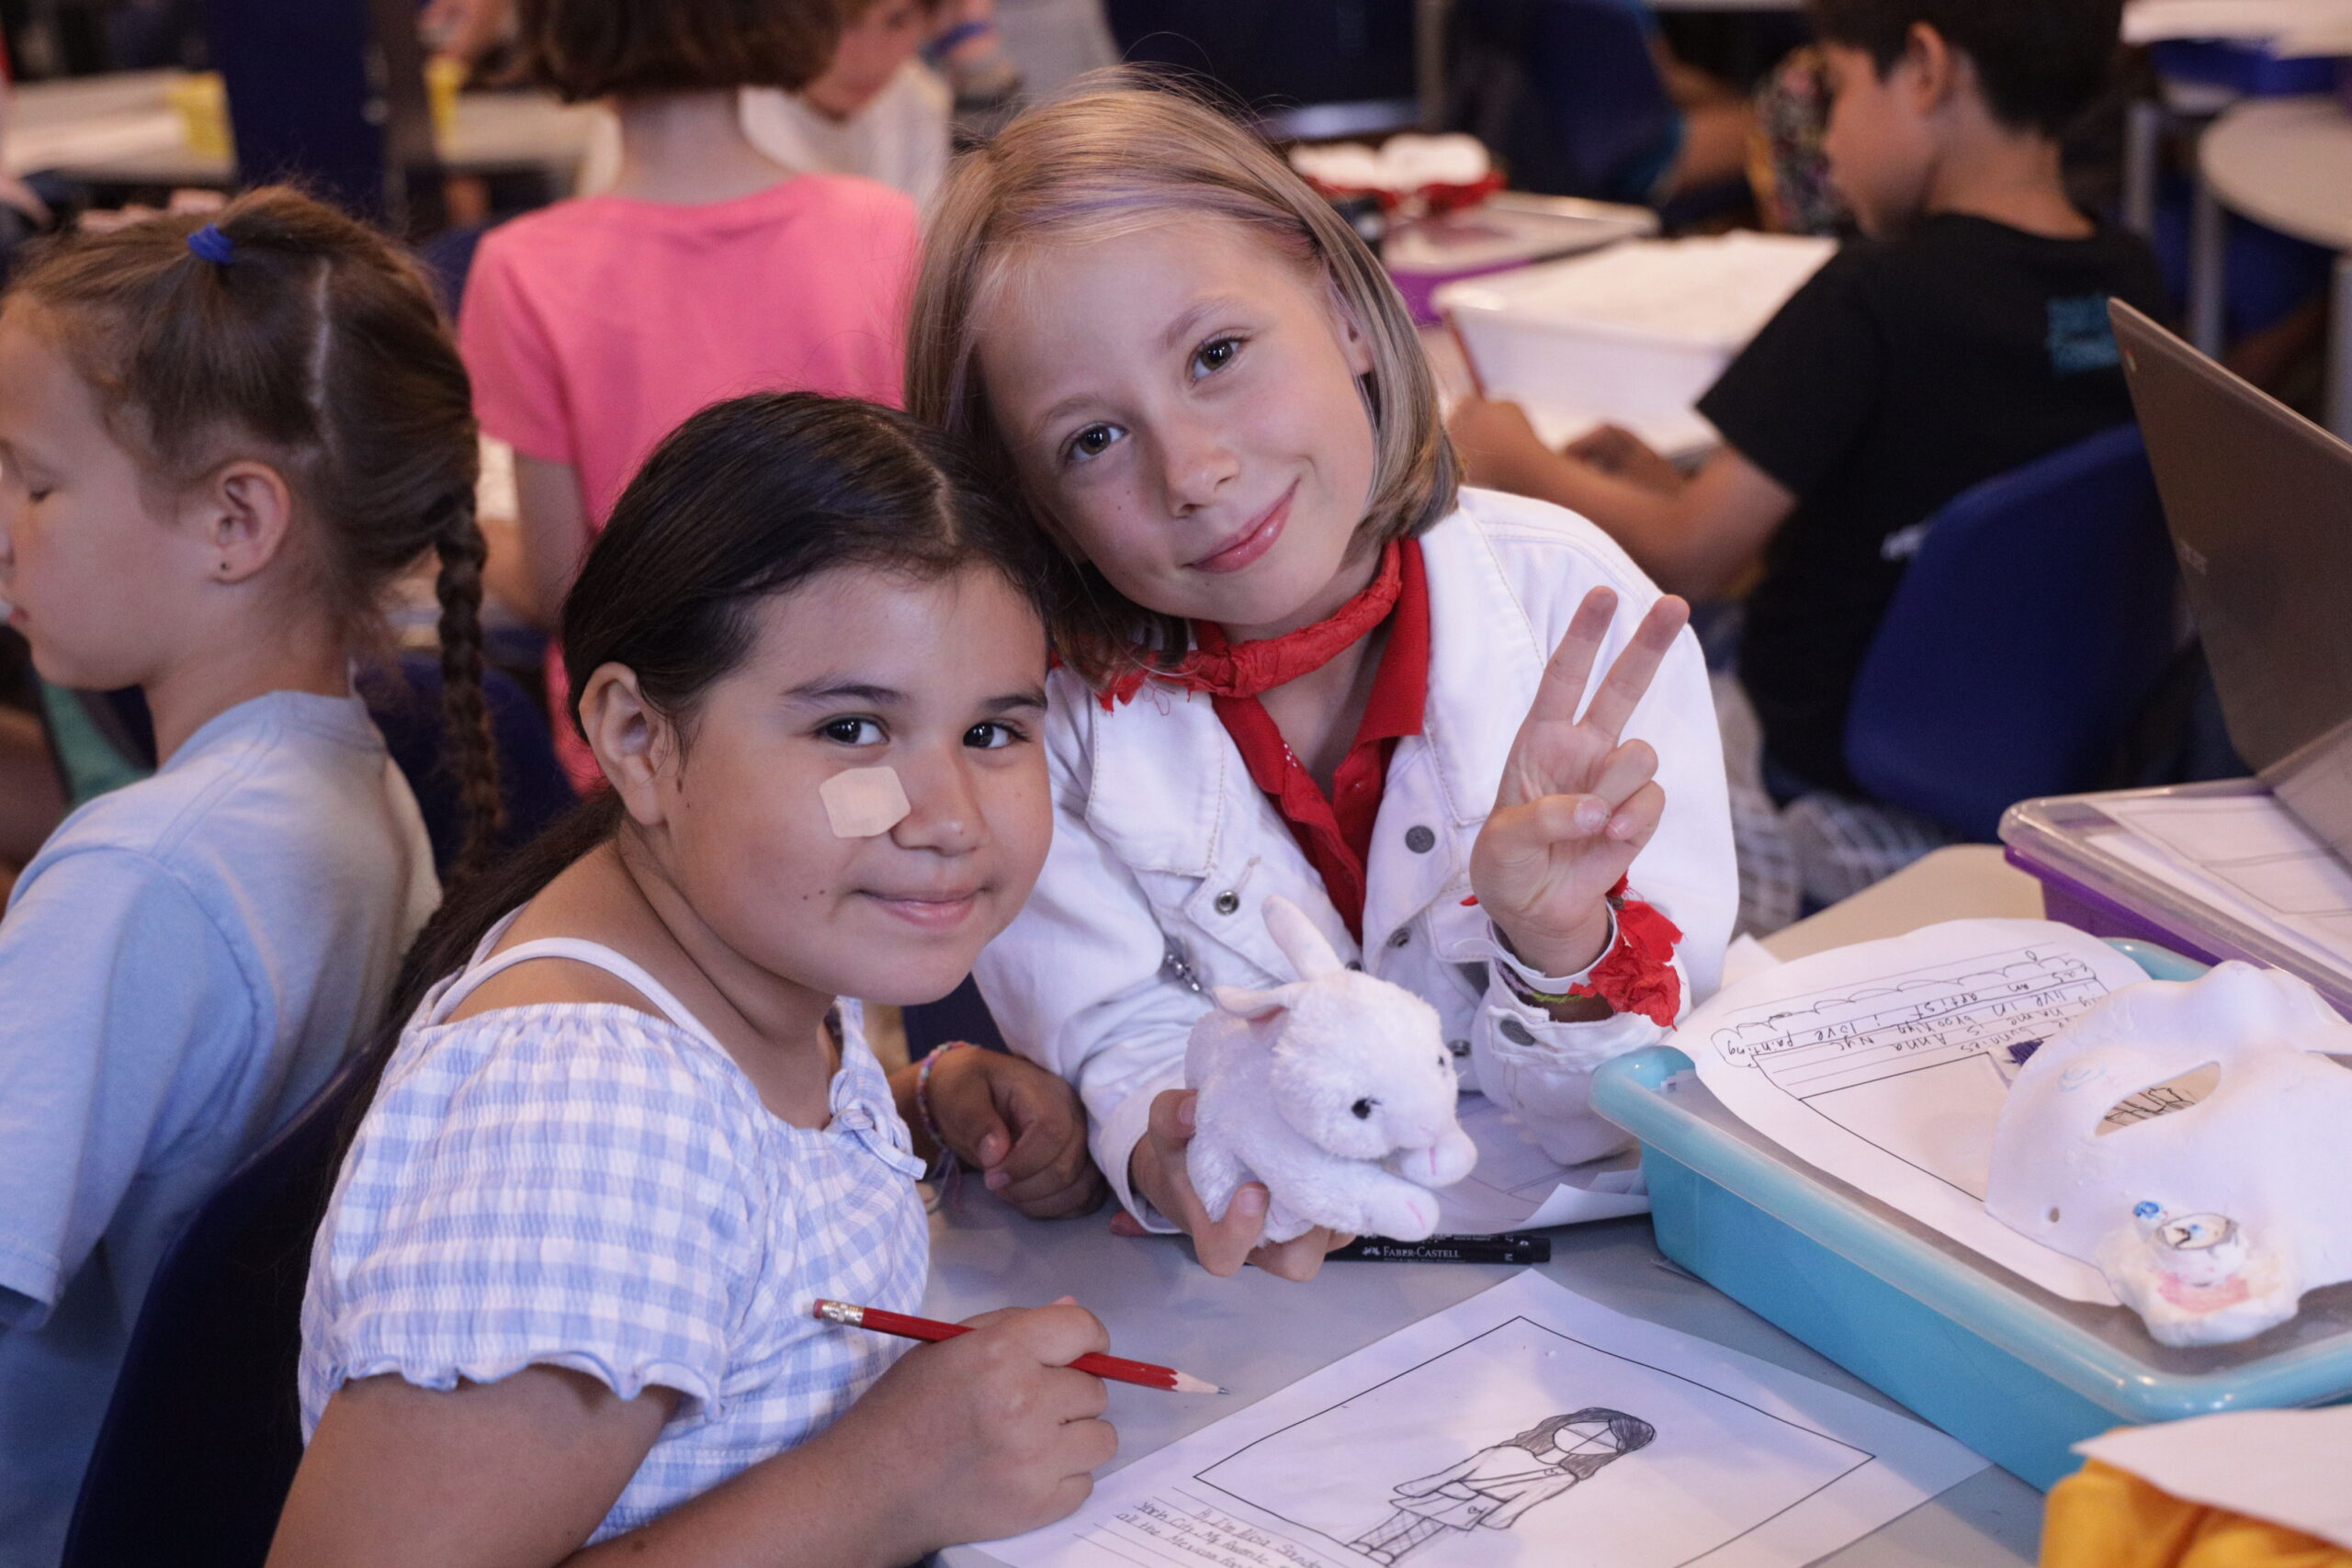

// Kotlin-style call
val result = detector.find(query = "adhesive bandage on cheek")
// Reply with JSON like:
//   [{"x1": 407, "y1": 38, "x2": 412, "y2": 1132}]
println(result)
[{"x1": 820, "y1": 766, "x2": 912, "y2": 839}]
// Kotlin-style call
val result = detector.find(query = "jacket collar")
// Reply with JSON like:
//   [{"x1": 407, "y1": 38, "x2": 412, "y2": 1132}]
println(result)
[
  {"x1": 1419, "y1": 499, "x2": 1548, "y2": 829},
  {"x1": 1073, "y1": 501, "x2": 1544, "y2": 964}
]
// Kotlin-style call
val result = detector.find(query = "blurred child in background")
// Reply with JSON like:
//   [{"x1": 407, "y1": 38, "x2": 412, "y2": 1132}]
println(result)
[
  {"x1": 464, "y1": 0, "x2": 918, "y2": 783},
  {"x1": 1450, "y1": 0, "x2": 2165, "y2": 928}
]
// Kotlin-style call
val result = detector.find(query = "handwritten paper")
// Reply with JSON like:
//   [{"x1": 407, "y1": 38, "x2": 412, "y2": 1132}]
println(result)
[
  {"x1": 1681, "y1": 919, "x2": 2152, "y2": 1303},
  {"x1": 975, "y1": 1272, "x2": 1985, "y2": 1568}
]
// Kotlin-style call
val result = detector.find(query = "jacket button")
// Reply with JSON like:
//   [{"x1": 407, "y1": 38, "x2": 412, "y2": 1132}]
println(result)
[
  {"x1": 1499, "y1": 1018, "x2": 1537, "y2": 1045},
  {"x1": 1405, "y1": 825, "x2": 1437, "y2": 853},
  {"x1": 1448, "y1": 1038, "x2": 1471, "y2": 1057},
  {"x1": 1388, "y1": 927, "x2": 1411, "y2": 949},
  {"x1": 1214, "y1": 891, "x2": 1240, "y2": 916}
]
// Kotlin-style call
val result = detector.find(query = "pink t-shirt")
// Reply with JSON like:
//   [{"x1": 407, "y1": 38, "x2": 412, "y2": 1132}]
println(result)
[
  {"x1": 460, "y1": 173, "x2": 918, "y2": 526},
  {"x1": 458, "y1": 174, "x2": 918, "y2": 783}
]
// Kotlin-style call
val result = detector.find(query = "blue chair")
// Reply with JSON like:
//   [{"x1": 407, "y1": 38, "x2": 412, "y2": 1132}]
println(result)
[
  {"x1": 1843, "y1": 423, "x2": 2179, "y2": 843},
  {"x1": 60, "y1": 1054, "x2": 374, "y2": 1567},
  {"x1": 358, "y1": 653, "x2": 577, "y2": 874},
  {"x1": 1447, "y1": 0, "x2": 1747, "y2": 224}
]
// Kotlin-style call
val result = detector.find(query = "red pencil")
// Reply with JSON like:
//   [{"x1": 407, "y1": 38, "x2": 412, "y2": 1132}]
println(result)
[{"x1": 813, "y1": 1299, "x2": 1226, "y2": 1394}]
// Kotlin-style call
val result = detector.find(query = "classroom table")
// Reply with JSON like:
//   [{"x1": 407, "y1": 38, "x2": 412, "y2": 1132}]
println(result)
[
  {"x1": 2197, "y1": 93, "x2": 2352, "y2": 439},
  {"x1": 929, "y1": 842, "x2": 2058, "y2": 1568},
  {"x1": 6, "y1": 68, "x2": 596, "y2": 187}
]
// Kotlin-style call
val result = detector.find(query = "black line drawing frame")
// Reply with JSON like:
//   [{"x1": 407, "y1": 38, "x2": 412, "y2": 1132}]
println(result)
[{"x1": 1190, "y1": 1317, "x2": 1878, "y2": 1568}]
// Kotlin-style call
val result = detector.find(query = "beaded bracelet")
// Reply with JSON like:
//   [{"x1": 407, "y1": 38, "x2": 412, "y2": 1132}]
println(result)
[{"x1": 914, "y1": 1039, "x2": 982, "y2": 1178}]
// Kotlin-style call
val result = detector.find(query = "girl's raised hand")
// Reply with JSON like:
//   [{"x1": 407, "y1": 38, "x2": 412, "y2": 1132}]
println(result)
[{"x1": 1469, "y1": 587, "x2": 1690, "y2": 980}]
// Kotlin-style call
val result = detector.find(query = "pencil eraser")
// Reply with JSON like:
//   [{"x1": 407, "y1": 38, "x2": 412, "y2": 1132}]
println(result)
[{"x1": 820, "y1": 766, "x2": 910, "y2": 839}]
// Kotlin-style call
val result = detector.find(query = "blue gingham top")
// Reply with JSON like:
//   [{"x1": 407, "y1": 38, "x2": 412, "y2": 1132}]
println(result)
[{"x1": 299, "y1": 911, "x2": 930, "y2": 1542}]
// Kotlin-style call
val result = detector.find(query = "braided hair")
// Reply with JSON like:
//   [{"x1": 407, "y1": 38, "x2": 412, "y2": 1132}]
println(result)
[{"x1": 6, "y1": 186, "x2": 500, "y2": 879}]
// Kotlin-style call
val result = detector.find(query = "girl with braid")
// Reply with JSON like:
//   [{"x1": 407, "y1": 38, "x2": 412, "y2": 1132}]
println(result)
[{"x1": 0, "y1": 186, "x2": 493, "y2": 1560}]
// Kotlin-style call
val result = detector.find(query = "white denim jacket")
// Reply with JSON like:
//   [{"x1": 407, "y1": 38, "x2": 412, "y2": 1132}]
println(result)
[{"x1": 974, "y1": 490, "x2": 1736, "y2": 1229}]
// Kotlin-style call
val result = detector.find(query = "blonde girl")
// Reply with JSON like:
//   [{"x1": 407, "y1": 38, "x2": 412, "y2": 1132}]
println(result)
[{"x1": 908, "y1": 78, "x2": 1737, "y2": 1280}]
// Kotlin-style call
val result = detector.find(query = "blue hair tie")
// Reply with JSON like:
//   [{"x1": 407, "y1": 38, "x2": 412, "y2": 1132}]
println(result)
[{"x1": 187, "y1": 223, "x2": 235, "y2": 266}]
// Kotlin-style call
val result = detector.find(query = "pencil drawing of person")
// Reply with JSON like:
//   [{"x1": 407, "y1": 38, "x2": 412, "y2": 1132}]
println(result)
[{"x1": 1347, "y1": 1408, "x2": 1657, "y2": 1564}]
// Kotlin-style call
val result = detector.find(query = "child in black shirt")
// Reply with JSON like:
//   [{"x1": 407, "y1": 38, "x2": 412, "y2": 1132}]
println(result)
[{"x1": 1451, "y1": 0, "x2": 2165, "y2": 919}]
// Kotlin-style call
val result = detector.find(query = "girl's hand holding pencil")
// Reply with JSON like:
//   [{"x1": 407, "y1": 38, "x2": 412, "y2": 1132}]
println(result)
[{"x1": 809, "y1": 1297, "x2": 1120, "y2": 1556}]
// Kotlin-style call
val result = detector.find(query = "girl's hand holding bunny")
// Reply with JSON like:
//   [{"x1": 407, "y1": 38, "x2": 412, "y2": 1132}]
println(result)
[
  {"x1": 1119, "y1": 1089, "x2": 1353, "y2": 1281},
  {"x1": 1470, "y1": 587, "x2": 1690, "y2": 992}
]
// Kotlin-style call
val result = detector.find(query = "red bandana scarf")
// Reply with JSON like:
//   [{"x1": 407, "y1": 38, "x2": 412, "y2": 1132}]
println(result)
[{"x1": 1096, "y1": 540, "x2": 1405, "y2": 709}]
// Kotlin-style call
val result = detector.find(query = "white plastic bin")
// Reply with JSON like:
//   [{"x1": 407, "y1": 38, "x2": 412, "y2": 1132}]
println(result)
[{"x1": 1436, "y1": 231, "x2": 1838, "y2": 456}]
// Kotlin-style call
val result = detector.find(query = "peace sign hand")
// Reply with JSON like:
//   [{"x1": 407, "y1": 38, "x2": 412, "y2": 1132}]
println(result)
[{"x1": 1469, "y1": 586, "x2": 1690, "y2": 980}]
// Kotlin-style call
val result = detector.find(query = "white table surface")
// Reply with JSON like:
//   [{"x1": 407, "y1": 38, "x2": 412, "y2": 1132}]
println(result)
[
  {"x1": 2199, "y1": 94, "x2": 2352, "y2": 252},
  {"x1": 2197, "y1": 93, "x2": 2352, "y2": 436},
  {"x1": 928, "y1": 846, "x2": 2054, "y2": 1568},
  {"x1": 8, "y1": 69, "x2": 595, "y2": 186}
]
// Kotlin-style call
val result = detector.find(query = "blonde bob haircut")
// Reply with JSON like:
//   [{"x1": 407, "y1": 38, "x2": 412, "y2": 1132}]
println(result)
[{"x1": 905, "y1": 72, "x2": 1460, "y2": 686}]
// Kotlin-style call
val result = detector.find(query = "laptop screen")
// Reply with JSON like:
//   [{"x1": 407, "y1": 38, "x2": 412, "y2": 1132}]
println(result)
[{"x1": 2112, "y1": 299, "x2": 2352, "y2": 863}]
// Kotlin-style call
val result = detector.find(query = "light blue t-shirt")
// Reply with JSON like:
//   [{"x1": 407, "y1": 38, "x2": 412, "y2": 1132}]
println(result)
[{"x1": 0, "y1": 690, "x2": 437, "y2": 1567}]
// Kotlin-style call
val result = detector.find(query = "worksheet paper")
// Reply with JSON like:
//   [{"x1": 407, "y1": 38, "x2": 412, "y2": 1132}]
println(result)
[
  {"x1": 1680, "y1": 919, "x2": 2152, "y2": 1303},
  {"x1": 978, "y1": 1271, "x2": 1986, "y2": 1568}
]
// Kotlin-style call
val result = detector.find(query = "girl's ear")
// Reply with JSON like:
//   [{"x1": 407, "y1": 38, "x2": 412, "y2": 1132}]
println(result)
[
  {"x1": 189, "y1": 459, "x2": 298, "y2": 585},
  {"x1": 1324, "y1": 279, "x2": 1376, "y2": 379},
  {"x1": 579, "y1": 661, "x2": 675, "y2": 827}
]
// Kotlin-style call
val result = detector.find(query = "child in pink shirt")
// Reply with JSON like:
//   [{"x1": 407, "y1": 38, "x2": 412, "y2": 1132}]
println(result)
[{"x1": 460, "y1": 0, "x2": 919, "y2": 781}]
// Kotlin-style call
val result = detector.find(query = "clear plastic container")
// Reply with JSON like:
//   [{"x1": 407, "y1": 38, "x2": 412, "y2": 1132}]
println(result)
[
  {"x1": 2000, "y1": 781, "x2": 2352, "y2": 1019},
  {"x1": 1590, "y1": 940, "x2": 2352, "y2": 1490}
]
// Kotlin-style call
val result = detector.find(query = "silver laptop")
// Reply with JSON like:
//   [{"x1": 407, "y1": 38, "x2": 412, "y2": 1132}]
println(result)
[{"x1": 2111, "y1": 299, "x2": 2352, "y2": 863}]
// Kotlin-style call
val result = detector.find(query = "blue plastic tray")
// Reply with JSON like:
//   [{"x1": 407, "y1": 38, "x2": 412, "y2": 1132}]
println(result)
[{"x1": 1590, "y1": 940, "x2": 2352, "y2": 1489}]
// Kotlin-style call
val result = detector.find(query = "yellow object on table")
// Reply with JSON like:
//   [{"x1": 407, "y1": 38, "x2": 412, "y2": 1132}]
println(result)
[
  {"x1": 2043, "y1": 1461, "x2": 2352, "y2": 1568},
  {"x1": 163, "y1": 72, "x2": 230, "y2": 161},
  {"x1": 425, "y1": 57, "x2": 463, "y2": 138}
]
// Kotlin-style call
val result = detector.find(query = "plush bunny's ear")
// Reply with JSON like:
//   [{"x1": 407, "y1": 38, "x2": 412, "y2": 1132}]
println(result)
[
  {"x1": 1213, "y1": 982, "x2": 1303, "y2": 1020},
  {"x1": 1263, "y1": 895, "x2": 1346, "y2": 981}
]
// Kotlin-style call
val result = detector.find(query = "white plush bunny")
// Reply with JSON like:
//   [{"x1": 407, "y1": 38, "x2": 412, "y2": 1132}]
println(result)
[{"x1": 1185, "y1": 896, "x2": 1479, "y2": 1243}]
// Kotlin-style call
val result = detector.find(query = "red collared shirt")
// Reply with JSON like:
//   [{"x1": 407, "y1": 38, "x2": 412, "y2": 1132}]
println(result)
[{"x1": 1206, "y1": 538, "x2": 1431, "y2": 943}]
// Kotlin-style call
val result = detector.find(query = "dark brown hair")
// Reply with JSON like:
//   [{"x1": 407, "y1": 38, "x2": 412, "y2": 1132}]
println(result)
[
  {"x1": 360, "y1": 391, "x2": 1057, "y2": 1112},
  {"x1": 7, "y1": 186, "x2": 500, "y2": 879},
  {"x1": 518, "y1": 0, "x2": 854, "y2": 101},
  {"x1": 907, "y1": 73, "x2": 1459, "y2": 688},
  {"x1": 1809, "y1": 0, "x2": 2125, "y2": 137}
]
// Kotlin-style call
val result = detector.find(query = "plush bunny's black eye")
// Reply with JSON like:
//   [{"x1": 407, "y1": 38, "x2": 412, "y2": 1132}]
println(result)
[{"x1": 1351, "y1": 1098, "x2": 1375, "y2": 1120}]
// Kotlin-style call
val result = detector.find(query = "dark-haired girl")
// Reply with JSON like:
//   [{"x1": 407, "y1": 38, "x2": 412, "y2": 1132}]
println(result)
[
  {"x1": 0, "y1": 188, "x2": 494, "y2": 1556},
  {"x1": 277, "y1": 393, "x2": 1111, "y2": 1565}
]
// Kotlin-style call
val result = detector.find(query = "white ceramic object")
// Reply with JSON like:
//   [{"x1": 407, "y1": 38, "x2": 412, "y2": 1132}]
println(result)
[
  {"x1": 1987, "y1": 961, "x2": 2352, "y2": 1346},
  {"x1": 1435, "y1": 231, "x2": 1837, "y2": 457}
]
